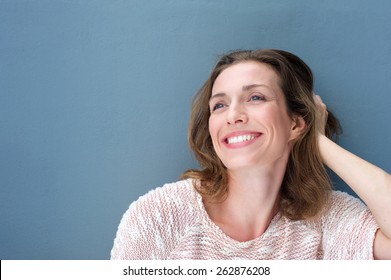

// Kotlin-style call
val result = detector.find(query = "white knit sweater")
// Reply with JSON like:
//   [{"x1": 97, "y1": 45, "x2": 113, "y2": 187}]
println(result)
[{"x1": 111, "y1": 179, "x2": 378, "y2": 259}]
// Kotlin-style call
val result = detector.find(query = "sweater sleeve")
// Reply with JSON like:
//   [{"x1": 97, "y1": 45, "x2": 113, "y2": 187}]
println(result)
[
  {"x1": 321, "y1": 191, "x2": 379, "y2": 259},
  {"x1": 110, "y1": 180, "x2": 195, "y2": 259},
  {"x1": 110, "y1": 185, "x2": 179, "y2": 260}
]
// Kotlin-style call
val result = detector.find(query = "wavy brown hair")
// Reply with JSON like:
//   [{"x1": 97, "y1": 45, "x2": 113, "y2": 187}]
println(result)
[{"x1": 182, "y1": 49, "x2": 341, "y2": 220}]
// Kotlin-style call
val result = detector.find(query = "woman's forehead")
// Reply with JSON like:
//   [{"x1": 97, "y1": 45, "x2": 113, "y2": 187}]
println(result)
[{"x1": 211, "y1": 61, "x2": 282, "y2": 95}]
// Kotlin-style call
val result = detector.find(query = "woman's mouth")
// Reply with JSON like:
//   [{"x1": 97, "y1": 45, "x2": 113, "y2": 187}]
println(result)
[
  {"x1": 223, "y1": 132, "x2": 262, "y2": 146},
  {"x1": 226, "y1": 134, "x2": 256, "y2": 144}
]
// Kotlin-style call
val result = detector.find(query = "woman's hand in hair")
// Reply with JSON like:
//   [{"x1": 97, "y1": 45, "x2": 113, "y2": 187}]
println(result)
[{"x1": 313, "y1": 93, "x2": 328, "y2": 136}]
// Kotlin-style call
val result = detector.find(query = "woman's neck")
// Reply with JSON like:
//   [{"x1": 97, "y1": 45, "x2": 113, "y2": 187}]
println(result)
[{"x1": 205, "y1": 164, "x2": 286, "y2": 242}]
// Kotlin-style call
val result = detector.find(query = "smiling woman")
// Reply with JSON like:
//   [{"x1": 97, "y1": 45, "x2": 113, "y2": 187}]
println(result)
[
  {"x1": 184, "y1": 50, "x2": 340, "y2": 220},
  {"x1": 111, "y1": 49, "x2": 391, "y2": 260}
]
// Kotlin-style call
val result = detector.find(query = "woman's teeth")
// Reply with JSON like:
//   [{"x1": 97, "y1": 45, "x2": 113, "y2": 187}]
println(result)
[{"x1": 227, "y1": 135, "x2": 256, "y2": 144}]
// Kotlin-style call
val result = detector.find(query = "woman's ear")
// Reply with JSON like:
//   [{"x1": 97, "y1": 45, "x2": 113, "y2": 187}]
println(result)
[{"x1": 289, "y1": 115, "x2": 307, "y2": 141}]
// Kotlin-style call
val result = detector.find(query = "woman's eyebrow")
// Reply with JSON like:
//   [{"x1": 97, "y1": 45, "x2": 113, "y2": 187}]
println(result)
[
  {"x1": 243, "y1": 83, "x2": 277, "y2": 98},
  {"x1": 242, "y1": 83, "x2": 270, "y2": 91},
  {"x1": 210, "y1": 84, "x2": 274, "y2": 102},
  {"x1": 209, "y1": 92, "x2": 226, "y2": 102}
]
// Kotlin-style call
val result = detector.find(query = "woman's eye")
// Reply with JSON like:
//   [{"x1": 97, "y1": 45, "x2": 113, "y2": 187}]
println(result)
[
  {"x1": 249, "y1": 94, "x2": 266, "y2": 102},
  {"x1": 212, "y1": 103, "x2": 225, "y2": 111}
]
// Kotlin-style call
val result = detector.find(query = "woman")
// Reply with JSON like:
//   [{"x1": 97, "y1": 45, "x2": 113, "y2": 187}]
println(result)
[{"x1": 111, "y1": 49, "x2": 391, "y2": 259}]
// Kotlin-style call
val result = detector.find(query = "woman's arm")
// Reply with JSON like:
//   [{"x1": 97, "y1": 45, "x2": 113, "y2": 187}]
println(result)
[{"x1": 315, "y1": 95, "x2": 391, "y2": 260}]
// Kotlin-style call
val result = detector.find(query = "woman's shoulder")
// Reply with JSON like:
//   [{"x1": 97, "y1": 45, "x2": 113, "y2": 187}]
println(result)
[
  {"x1": 111, "y1": 179, "x2": 199, "y2": 259},
  {"x1": 125, "y1": 178, "x2": 199, "y2": 218},
  {"x1": 329, "y1": 190, "x2": 366, "y2": 210},
  {"x1": 319, "y1": 190, "x2": 378, "y2": 259},
  {"x1": 322, "y1": 190, "x2": 374, "y2": 223},
  {"x1": 136, "y1": 178, "x2": 196, "y2": 203}
]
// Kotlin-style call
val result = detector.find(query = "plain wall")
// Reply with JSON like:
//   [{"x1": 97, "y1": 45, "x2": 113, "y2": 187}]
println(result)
[{"x1": 1, "y1": 0, "x2": 390, "y2": 259}]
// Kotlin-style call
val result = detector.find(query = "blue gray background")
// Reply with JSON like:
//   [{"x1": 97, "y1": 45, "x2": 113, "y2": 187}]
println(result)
[{"x1": 1, "y1": 0, "x2": 390, "y2": 259}]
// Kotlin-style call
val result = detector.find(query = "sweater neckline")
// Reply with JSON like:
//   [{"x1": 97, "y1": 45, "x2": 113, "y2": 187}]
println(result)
[{"x1": 190, "y1": 180, "x2": 282, "y2": 245}]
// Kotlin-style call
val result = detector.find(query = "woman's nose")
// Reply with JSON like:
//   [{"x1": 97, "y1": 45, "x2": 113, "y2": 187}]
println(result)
[{"x1": 227, "y1": 103, "x2": 248, "y2": 125}]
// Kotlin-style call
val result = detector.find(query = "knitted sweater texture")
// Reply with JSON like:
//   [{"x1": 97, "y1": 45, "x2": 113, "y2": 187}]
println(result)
[{"x1": 111, "y1": 179, "x2": 378, "y2": 259}]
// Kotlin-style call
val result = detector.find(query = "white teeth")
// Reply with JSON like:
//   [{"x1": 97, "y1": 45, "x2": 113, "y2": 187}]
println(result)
[{"x1": 227, "y1": 135, "x2": 256, "y2": 144}]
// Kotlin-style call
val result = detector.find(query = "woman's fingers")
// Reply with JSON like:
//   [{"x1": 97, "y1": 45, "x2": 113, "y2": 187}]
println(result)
[{"x1": 313, "y1": 93, "x2": 328, "y2": 135}]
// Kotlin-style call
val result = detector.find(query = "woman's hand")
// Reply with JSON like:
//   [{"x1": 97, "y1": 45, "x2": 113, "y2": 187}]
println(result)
[{"x1": 313, "y1": 94, "x2": 328, "y2": 136}]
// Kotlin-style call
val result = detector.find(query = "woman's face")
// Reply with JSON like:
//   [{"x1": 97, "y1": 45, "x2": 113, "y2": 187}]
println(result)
[{"x1": 208, "y1": 61, "x2": 299, "y2": 172}]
